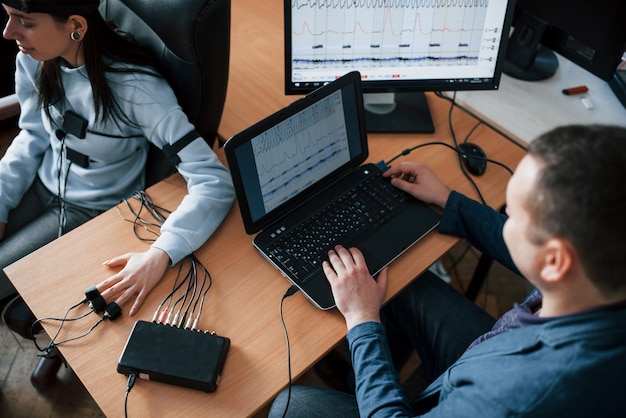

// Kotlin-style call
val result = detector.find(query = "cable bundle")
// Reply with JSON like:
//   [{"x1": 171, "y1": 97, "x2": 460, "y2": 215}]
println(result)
[{"x1": 151, "y1": 255, "x2": 213, "y2": 331}]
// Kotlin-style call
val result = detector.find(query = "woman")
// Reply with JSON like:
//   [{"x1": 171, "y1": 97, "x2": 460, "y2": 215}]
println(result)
[{"x1": 0, "y1": 0, "x2": 234, "y2": 361}]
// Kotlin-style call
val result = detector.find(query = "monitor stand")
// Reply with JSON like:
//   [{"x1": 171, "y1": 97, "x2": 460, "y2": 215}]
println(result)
[
  {"x1": 363, "y1": 92, "x2": 435, "y2": 134},
  {"x1": 502, "y1": 10, "x2": 559, "y2": 82},
  {"x1": 503, "y1": 45, "x2": 559, "y2": 81}
]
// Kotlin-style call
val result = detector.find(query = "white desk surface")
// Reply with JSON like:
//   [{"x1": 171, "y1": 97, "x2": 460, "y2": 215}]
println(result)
[{"x1": 448, "y1": 53, "x2": 626, "y2": 145}]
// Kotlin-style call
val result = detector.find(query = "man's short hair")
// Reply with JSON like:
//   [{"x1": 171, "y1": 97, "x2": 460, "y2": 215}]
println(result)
[{"x1": 526, "y1": 125, "x2": 626, "y2": 296}]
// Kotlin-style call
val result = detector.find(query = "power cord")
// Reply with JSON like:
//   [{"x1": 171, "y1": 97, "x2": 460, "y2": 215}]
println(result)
[
  {"x1": 279, "y1": 285, "x2": 299, "y2": 418},
  {"x1": 124, "y1": 373, "x2": 137, "y2": 418}
]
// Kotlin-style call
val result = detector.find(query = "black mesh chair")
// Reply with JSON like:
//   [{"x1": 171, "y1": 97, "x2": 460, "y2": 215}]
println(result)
[{"x1": 100, "y1": 0, "x2": 231, "y2": 185}]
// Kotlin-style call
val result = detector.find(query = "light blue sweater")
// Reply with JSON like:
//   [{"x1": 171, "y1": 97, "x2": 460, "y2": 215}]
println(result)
[{"x1": 0, "y1": 53, "x2": 235, "y2": 264}]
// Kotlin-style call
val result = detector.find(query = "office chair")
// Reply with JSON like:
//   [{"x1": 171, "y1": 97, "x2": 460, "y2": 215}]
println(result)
[
  {"x1": 0, "y1": 38, "x2": 19, "y2": 122},
  {"x1": 101, "y1": 0, "x2": 231, "y2": 186}
]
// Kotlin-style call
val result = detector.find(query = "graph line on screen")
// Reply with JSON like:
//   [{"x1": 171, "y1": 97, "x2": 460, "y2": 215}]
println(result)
[
  {"x1": 252, "y1": 90, "x2": 351, "y2": 212},
  {"x1": 291, "y1": 0, "x2": 500, "y2": 76}
]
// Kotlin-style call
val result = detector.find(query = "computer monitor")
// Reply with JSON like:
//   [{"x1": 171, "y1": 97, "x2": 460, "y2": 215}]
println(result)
[
  {"x1": 284, "y1": 0, "x2": 516, "y2": 133},
  {"x1": 504, "y1": 0, "x2": 626, "y2": 82}
]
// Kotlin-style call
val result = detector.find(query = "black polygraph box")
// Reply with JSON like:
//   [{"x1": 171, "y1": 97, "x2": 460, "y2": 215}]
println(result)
[{"x1": 117, "y1": 320, "x2": 230, "y2": 392}]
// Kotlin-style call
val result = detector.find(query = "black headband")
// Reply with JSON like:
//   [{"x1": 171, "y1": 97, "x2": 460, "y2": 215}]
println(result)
[{"x1": 2, "y1": 0, "x2": 100, "y2": 15}]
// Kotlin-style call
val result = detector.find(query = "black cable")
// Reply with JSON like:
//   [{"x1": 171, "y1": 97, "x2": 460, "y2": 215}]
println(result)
[
  {"x1": 124, "y1": 373, "x2": 137, "y2": 418},
  {"x1": 116, "y1": 191, "x2": 172, "y2": 242},
  {"x1": 463, "y1": 120, "x2": 483, "y2": 144},
  {"x1": 434, "y1": 91, "x2": 528, "y2": 152},
  {"x1": 384, "y1": 141, "x2": 514, "y2": 177},
  {"x1": 55, "y1": 135, "x2": 72, "y2": 237},
  {"x1": 190, "y1": 256, "x2": 213, "y2": 330},
  {"x1": 383, "y1": 93, "x2": 515, "y2": 206},
  {"x1": 385, "y1": 140, "x2": 511, "y2": 172},
  {"x1": 175, "y1": 261, "x2": 197, "y2": 327},
  {"x1": 48, "y1": 317, "x2": 106, "y2": 347},
  {"x1": 177, "y1": 259, "x2": 197, "y2": 327},
  {"x1": 133, "y1": 191, "x2": 170, "y2": 224},
  {"x1": 31, "y1": 300, "x2": 94, "y2": 352},
  {"x1": 152, "y1": 260, "x2": 190, "y2": 323},
  {"x1": 384, "y1": 142, "x2": 513, "y2": 179},
  {"x1": 279, "y1": 285, "x2": 299, "y2": 418},
  {"x1": 445, "y1": 92, "x2": 488, "y2": 205}
]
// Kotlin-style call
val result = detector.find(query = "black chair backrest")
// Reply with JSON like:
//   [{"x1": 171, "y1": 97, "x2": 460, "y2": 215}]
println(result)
[{"x1": 100, "y1": 0, "x2": 231, "y2": 185}]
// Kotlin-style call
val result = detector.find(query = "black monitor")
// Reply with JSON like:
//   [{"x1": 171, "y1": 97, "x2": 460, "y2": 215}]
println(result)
[
  {"x1": 504, "y1": 0, "x2": 626, "y2": 82},
  {"x1": 284, "y1": 0, "x2": 516, "y2": 133}
]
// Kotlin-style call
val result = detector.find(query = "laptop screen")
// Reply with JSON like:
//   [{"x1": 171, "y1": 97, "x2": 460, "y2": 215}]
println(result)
[{"x1": 225, "y1": 71, "x2": 368, "y2": 234}]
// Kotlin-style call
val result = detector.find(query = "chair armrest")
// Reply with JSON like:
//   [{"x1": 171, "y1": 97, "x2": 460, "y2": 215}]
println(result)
[{"x1": 0, "y1": 94, "x2": 20, "y2": 120}]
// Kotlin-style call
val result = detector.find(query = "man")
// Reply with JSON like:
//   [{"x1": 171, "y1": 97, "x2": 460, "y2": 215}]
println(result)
[{"x1": 269, "y1": 125, "x2": 626, "y2": 417}]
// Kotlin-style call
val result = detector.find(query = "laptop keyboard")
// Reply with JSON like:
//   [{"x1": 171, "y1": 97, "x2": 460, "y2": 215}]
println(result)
[{"x1": 267, "y1": 175, "x2": 406, "y2": 283}]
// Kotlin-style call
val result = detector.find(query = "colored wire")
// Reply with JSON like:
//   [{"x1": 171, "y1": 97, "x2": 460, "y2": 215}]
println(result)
[
  {"x1": 151, "y1": 252, "x2": 214, "y2": 329},
  {"x1": 152, "y1": 261, "x2": 190, "y2": 323}
]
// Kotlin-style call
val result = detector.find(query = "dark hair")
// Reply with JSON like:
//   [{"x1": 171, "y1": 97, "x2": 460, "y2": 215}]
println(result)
[
  {"x1": 526, "y1": 125, "x2": 626, "y2": 296},
  {"x1": 29, "y1": 0, "x2": 158, "y2": 125}
]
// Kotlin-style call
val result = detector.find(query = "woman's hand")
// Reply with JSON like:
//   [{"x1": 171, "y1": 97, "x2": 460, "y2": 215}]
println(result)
[
  {"x1": 383, "y1": 162, "x2": 451, "y2": 209},
  {"x1": 323, "y1": 245, "x2": 388, "y2": 330},
  {"x1": 97, "y1": 247, "x2": 170, "y2": 316}
]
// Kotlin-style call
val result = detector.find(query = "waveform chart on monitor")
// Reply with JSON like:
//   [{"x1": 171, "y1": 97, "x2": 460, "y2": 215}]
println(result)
[
  {"x1": 289, "y1": 0, "x2": 507, "y2": 84},
  {"x1": 252, "y1": 91, "x2": 351, "y2": 213}
]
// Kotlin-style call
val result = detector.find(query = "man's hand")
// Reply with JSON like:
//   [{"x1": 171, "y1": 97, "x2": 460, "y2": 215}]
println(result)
[
  {"x1": 97, "y1": 247, "x2": 170, "y2": 316},
  {"x1": 383, "y1": 162, "x2": 451, "y2": 209},
  {"x1": 323, "y1": 245, "x2": 388, "y2": 330}
]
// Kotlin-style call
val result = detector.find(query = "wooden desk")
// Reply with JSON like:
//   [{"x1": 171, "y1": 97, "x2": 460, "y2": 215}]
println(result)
[{"x1": 5, "y1": 1, "x2": 525, "y2": 416}]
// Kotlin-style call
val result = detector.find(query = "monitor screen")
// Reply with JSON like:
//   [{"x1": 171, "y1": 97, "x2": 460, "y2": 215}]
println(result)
[
  {"x1": 284, "y1": 0, "x2": 515, "y2": 133},
  {"x1": 505, "y1": 0, "x2": 626, "y2": 81}
]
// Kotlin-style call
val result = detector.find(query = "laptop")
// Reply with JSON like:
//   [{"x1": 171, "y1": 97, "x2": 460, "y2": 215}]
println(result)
[{"x1": 224, "y1": 71, "x2": 441, "y2": 309}]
